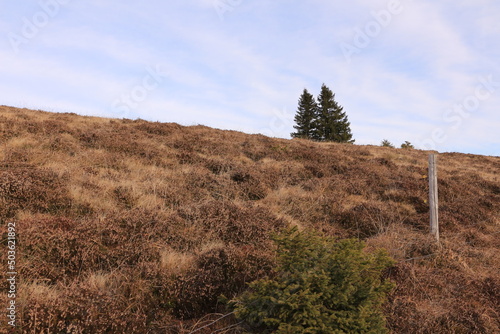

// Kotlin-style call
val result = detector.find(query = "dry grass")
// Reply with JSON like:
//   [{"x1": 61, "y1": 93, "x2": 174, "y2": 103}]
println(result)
[
  {"x1": 0, "y1": 105, "x2": 498, "y2": 333},
  {"x1": 160, "y1": 249, "x2": 196, "y2": 275}
]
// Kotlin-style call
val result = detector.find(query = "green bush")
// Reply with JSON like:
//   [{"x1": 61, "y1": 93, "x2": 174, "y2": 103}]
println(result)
[
  {"x1": 380, "y1": 139, "x2": 395, "y2": 148},
  {"x1": 400, "y1": 141, "x2": 414, "y2": 149},
  {"x1": 232, "y1": 228, "x2": 394, "y2": 334}
]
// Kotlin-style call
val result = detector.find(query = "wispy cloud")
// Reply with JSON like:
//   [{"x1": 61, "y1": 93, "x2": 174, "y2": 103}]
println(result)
[{"x1": 0, "y1": 0, "x2": 498, "y2": 155}]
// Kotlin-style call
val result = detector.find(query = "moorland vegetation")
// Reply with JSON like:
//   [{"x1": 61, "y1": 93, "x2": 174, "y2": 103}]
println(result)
[{"x1": 0, "y1": 106, "x2": 498, "y2": 333}]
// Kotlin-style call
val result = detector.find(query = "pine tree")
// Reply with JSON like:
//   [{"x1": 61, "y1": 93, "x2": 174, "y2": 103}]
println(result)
[
  {"x1": 401, "y1": 141, "x2": 414, "y2": 149},
  {"x1": 381, "y1": 139, "x2": 395, "y2": 148},
  {"x1": 315, "y1": 84, "x2": 354, "y2": 143},
  {"x1": 291, "y1": 89, "x2": 317, "y2": 139}
]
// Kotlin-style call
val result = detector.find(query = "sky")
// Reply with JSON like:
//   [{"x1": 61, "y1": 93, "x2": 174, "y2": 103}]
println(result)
[{"x1": 0, "y1": 0, "x2": 499, "y2": 156}]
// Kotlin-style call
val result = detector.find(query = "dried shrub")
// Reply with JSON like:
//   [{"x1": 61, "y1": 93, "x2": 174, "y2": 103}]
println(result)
[
  {"x1": 23, "y1": 285, "x2": 147, "y2": 333},
  {"x1": 204, "y1": 157, "x2": 235, "y2": 175},
  {"x1": 230, "y1": 169, "x2": 269, "y2": 200},
  {"x1": 0, "y1": 168, "x2": 70, "y2": 218},
  {"x1": 177, "y1": 201, "x2": 286, "y2": 245},
  {"x1": 134, "y1": 121, "x2": 182, "y2": 136},
  {"x1": 0, "y1": 107, "x2": 498, "y2": 333},
  {"x1": 40, "y1": 119, "x2": 71, "y2": 134},
  {"x1": 2, "y1": 147, "x2": 30, "y2": 163},
  {"x1": 171, "y1": 244, "x2": 274, "y2": 319},
  {"x1": 18, "y1": 216, "x2": 98, "y2": 281},
  {"x1": 113, "y1": 186, "x2": 136, "y2": 209}
]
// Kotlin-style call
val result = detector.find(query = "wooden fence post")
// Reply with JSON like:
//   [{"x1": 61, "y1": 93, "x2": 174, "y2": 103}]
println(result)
[{"x1": 428, "y1": 154, "x2": 439, "y2": 242}]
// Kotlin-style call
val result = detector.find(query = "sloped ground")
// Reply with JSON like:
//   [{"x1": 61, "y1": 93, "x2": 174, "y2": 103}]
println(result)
[{"x1": 0, "y1": 106, "x2": 498, "y2": 333}]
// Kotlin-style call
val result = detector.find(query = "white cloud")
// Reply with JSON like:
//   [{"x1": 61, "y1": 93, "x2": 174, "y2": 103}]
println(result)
[{"x1": 0, "y1": 0, "x2": 498, "y2": 156}]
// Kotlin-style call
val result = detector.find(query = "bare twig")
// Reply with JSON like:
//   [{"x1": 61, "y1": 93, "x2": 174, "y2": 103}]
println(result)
[
  {"x1": 210, "y1": 321, "x2": 244, "y2": 334},
  {"x1": 404, "y1": 253, "x2": 437, "y2": 261},
  {"x1": 188, "y1": 312, "x2": 236, "y2": 334}
]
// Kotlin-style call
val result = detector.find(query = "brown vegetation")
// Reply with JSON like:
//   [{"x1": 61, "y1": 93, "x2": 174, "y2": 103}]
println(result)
[{"x1": 0, "y1": 105, "x2": 498, "y2": 333}]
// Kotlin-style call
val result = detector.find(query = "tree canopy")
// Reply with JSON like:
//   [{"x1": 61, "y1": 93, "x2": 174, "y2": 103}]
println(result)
[
  {"x1": 291, "y1": 89, "x2": 317, "y2": 139},
  {"x1": 292, "y1": 84, "x2": 354, "y2": 143}
]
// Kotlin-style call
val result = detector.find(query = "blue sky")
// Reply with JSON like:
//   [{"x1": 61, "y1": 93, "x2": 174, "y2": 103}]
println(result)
[{"x1": 1, "y1": 0, "x2": 499, "y2": 156}]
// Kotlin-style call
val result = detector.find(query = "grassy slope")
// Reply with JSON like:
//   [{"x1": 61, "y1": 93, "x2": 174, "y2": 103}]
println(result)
[{"x1": 0, "y1": 106, "x2": 499, "y2": 333}]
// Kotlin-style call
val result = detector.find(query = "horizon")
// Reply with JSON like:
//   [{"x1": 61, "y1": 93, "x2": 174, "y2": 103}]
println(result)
[
  {"x1": 1, "y1": 1, "x2": 499, "y2": 156},
  {"x1": 3, "y1": 104, "x2": 498, "y2": 158}
]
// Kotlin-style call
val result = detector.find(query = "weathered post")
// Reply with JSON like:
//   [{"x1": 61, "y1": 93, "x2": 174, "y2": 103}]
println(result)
[{"x1": 428, "y1": 154, "x2": 439, "y2": 242}]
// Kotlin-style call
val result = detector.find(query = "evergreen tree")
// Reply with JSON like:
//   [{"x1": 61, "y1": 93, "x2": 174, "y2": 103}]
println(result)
[
  {"x1": 381, "y1": 139, "x2": 395, "y2": 148},
  {"x1": 232, "y1": 227, "x2": 394, "y2": 334},
  {"x1": 315, "y1": 84, "x2": 354, "y2": 143},
  {"x1": 400, "y1": 141, "x2": 414, "y2": 149},
  {"x1": 291, "y1": 89, "x2": 317, "y2": 139}
]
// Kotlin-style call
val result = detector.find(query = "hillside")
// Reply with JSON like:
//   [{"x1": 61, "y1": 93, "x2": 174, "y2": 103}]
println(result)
[{"x1": 0, "y1": 105, "x2": 499, "y2": 333}]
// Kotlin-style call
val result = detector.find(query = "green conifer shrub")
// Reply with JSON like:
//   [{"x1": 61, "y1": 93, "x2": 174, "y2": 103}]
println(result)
[
  {"x1": 400, "y1": 141, "x2": 414, "y2": 149},
  {"x1": 232, "y1": 228, "x2": 394, "y2": 334},
  {"x1": 380, "y1": 139, "x2": 395, "y2": 148}
]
